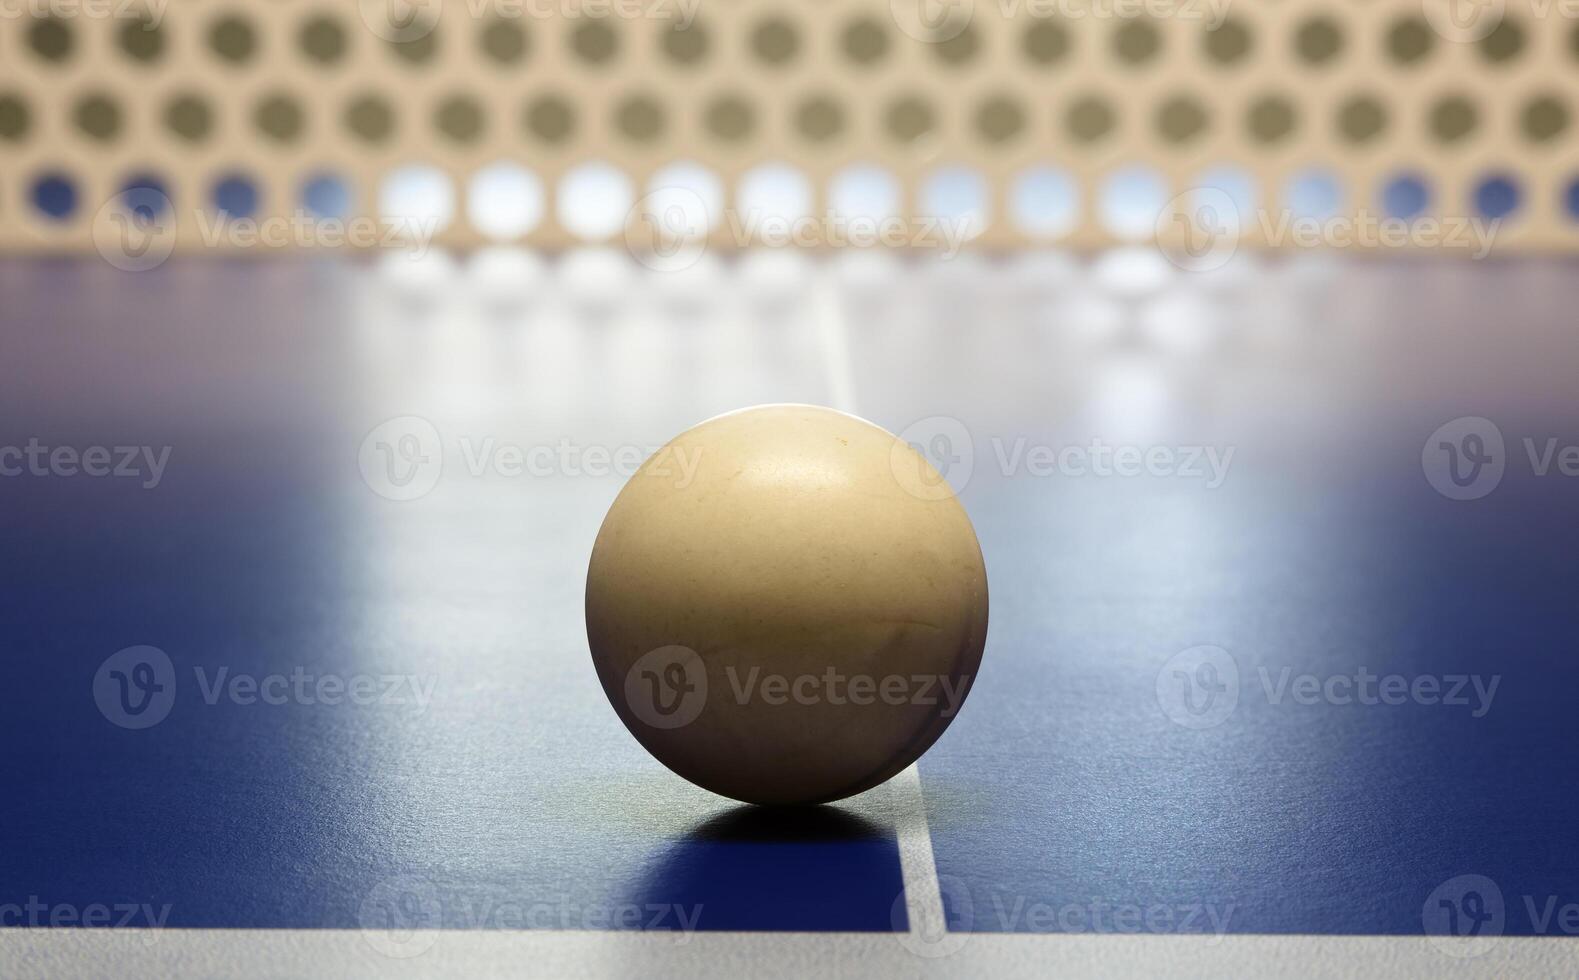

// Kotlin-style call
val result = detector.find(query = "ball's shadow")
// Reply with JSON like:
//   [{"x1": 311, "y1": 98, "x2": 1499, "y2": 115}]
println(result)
[
  {"x1": 627, "y1": 804, "x2": 904, "y2": 931},
  {"x1": 685, "y1": 804, "x2": 884, "y2": 843}
]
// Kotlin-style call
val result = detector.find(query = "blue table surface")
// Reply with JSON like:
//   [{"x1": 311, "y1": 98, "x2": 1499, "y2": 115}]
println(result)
[{"x1": 1, "y1": 254, "x2": 1576, "y2": 935}]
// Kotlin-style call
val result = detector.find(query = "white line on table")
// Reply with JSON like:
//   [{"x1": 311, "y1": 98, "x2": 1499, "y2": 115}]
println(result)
[
  {"x1": 890, "y1": 763, "x2": 949, "y2": 940},
  {"x1": 812, "y1": 264, "x2": 949, "y2": 939}
]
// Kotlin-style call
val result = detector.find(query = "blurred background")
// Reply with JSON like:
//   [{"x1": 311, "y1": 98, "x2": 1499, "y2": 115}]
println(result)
[{"x1": 3, "y1": 0, "x2": 1576, "y2": 262}]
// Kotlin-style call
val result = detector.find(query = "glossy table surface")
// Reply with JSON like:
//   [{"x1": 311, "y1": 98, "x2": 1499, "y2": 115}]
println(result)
[{"x1": 1, "y1": 250, "x2": 1577, "y2": 973}]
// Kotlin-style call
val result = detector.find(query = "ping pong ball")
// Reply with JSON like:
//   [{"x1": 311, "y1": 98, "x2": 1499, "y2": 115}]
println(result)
[{"x1": 586, "y1": 405, "x2": 988, "y2": 805}]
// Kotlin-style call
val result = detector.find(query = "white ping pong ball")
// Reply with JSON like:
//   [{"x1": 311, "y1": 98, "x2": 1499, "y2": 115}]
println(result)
[{"x1": 586, "y1": 404, "x2": 989, "y2": 805}]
